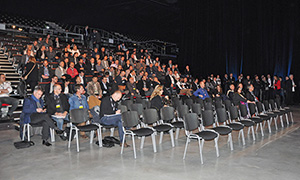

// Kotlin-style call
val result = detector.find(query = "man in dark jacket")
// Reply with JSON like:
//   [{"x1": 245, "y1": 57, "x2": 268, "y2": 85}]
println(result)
[
  {"x1": 20, "y1": 86, "x2": 63, "y2": 146},
  {"x1": 45, "y1": 84, "x2": 70, "y2": 132}
]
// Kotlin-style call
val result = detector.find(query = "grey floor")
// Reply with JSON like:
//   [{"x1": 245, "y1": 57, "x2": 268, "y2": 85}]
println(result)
[{"x1": 1, "y1": 108, "x2": 300, "y2": 180}]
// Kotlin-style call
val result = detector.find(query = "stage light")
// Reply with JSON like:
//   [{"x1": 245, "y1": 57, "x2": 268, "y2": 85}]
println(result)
[
  {"x1": 18, "y1": 28, "x2": 22, "y2": 31},
  {"x1": 46, "y1": 26, "x2": 50, "y2": 29},
  {"x1": 12, "y1": 25, "x2": 16, "y2": 29}
]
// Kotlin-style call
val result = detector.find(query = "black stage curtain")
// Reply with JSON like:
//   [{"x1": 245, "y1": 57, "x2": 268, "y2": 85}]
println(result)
[{"x1": 179, "y1": 0, "x2": 300, "y2": 79}]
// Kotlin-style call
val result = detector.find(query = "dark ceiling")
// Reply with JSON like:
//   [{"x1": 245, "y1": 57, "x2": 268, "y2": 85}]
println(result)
[{"x1": 0, "y1": 0, "x2": 180, "y2": 42}]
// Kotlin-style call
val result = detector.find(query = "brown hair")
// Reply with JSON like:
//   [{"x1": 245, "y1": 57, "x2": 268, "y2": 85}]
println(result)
[{"x1": 150, "y1": 85, "x2": 164, "y2": 100}]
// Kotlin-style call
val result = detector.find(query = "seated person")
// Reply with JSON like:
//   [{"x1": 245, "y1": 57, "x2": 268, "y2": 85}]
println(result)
[
  {"x1": 100, "y1": 76, "x2": 110, "y2": 97},
  {"x1": 193, "y1": 81, "x2": 210, "y2": 100},
  {"x1": 45, "y1": 84, "x2": 70, "y2": 135},
  {"x1": 246, "y1": 84, "x2": 259, "y2": 102},
  {"x1": 137, "y1": 75, "x2": 152, "y2": 96},
  {"x1": 93, "y1": 90, "x2": 128, "y2": 147},
  {"x1": 62, "y1": 78, "x2": 73, "y2": 98},
  {"x1": 232, "y1": 87, "x2": 255, "y2": 106},
  {"x1": 39, "y1": 60, "x2": 53, "y2": 82},
  {"x1": 86, "y1": 75, "x2": 102, "y2": 99},
  {"x1": 44, "y1": 75, "x2": 58, "y2": 95},
  {"x1": 20, "y1": 86, "x2": 63, "y2": 146},
  {"x1": 226, "y1": 83, "x2": 235, "y2": 101},
  {"x1": 67, "y1": 62, "x2": 79, "y2": 80},
  {"x1": 0, "y1": 74, "x2": 18, "y2": 119},
  {"x1": 176, "y1": 77, "x2": 193, "y2": 97},
  {"x1": 150, "y1": 85, "x2": 168, "y2": 113},
  {"x1": 126, "y1": 77, "x2": 141, "y2": 99},
  {"x1": 69, "y1": 84, "x2": 89, "y2": 138}
]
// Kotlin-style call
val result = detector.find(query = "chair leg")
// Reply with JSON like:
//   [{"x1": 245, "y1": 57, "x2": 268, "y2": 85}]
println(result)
[
  {"x1": 97, "y1": 129, "x2": 101, "y2": 147},
  {"x1": 76, "y1": 130, "x2": 80, "y2": 152},
  {"x1": 22, "y1": 124, "x2": 26, "y2": 141},
  {"x1": 90, "y1": 130, "x2": 94, "y2": 144},
  {"x1": 140, "y1": 136, "x2": 145, "y2": 149},
  {"x1": 247, "y1": 127, "x2": 250, "y2": 135},
  {"x1": 263, "y1": 121, "x2": 266, "y2": 128},
  {"x1": 214, "y1": 137, "x2": 219, "y2": 157},
  {"x1": 68, "y1": 127, "x2": 73, "y2": 149},
  {"x1": 280, "y1": 116, "x2": 284, "y2": 128},
  {"x1": 255, "y1": 124, "x2": 259, "y2": 133},
  {"x1": 267, "y1": 120, "x2": 271, "y2": 133},
  {"x1": 274, "y1": 117, "x2": 278, "y2": 130},
  {"x1": 151, "y1": 133, "x2": 157, "y2": 153},
  {"x1": 228, "y1": 133, "x2": 233, "y2": 151},
  {"x1": 159, "y1": 132, "x2": 163, "y2": 144},
  {"x1": 120, "y1": 134, "x2": 126, "y2": 154},
  {"x1": 183, "y1": 137, "x2": 189, "y2": 159},
  {"x1": 251, "y1": 126, "x2": 255, "y2": 141},
  {"x1": 27, "y1": 124, "x2": 30, "y2": 142},
  {"x1": 169, "y1": 129, "x2": 175, "y2": 147},
  {"x1": 110, "y1": 128, "x2": 114, "y2": 136},
  {"x1": 260, "y1": 122, "x2": 264, "y2": 136},
  {"x1": 50, "y1": 128, "x2": 55, "y2": 142},
  {"x1": 290, "y1": 112, "x2": 294, "y2": 123},
  {"x1": 175, "y1": 128, "x2": 180, "y2": 139},
  {"x1": 198, "y1": 138, "x2": 203, "y2": 164},
  {"x1": 240, "y1": 129, "x2": 245, "y2": 145},
  {"x1": 285, "y1": 114, "x2": 289, "y2": 125},
  {"x1": 132, "y1": 135, "x2": 137, "y2": 158}
]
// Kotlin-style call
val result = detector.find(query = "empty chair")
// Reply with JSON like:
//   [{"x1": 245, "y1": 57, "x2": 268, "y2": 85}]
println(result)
[
  {"x1": 242, "y1": 103, "x2": 266, "y2": 136},
  {"x1": 224, "y1": 99, "x2": 232, "y2": 112},
  {"x1": 204, "y1": 101, "x2": 213, "y2": 111},
  {"x1": 255, "y1": 101, "x2": 275, "y2": 133},
  {"x1": 130, "y1": 103, "x2": 144, "y2": 118},
  {"x1": 142, "y1": 109, "x2": 175, "y2": 147},
  {"x1": 173, "y1": 104, "x2": 189, "y2": 139},
  {"x1": 203, "y1": 109, "x2": 233, "y2": 151},
  {"x1": 118, "y1": 104, "x2": 128, "y2": 113},
  {"x1": 184, "y1": 98, "x2": 194, "y2": 110},
  {"x1": 191, "y1": 103, "x2": 202, "y2": 118},
  {"x1": 121, "y1": 111, "x2": 156, "y2": 158},
  {"x1": 228, "y1": 106, "x2": 247, "y2": 144},
  {"x1": 195, "y1": 98, "x2": 204, "y2": 109},
  {"x1": 121, "y1": 99, "x2": 133, "y2": 111},
  {"x1": 68, "y1": 109, "x2": 101, "y2": 152},
  {"x1": 268, "y1": 100, "x2": 285, "y2": 128},
  {"x1": 171, "y1": 96, "x2": 182, "y2": 110},
  {"x1": 274, "y1": 97, "x2": 294, "y2": 125},
  {"x1": 214, "y1": 99, "x2": 224, "y2": 109},
  {"x1": 183, "y1": 113, "x2": 219, "y2": 164}
]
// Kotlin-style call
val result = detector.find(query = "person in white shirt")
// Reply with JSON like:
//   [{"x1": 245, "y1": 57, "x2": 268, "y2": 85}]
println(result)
[{"x1": 0, "y1": 74, "x2": 19, "y2": 119}]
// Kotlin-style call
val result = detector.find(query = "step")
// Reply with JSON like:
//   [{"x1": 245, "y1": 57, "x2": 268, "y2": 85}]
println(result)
[{"x1": 0, "y1": 66, "x2": 15, "y2": 69}]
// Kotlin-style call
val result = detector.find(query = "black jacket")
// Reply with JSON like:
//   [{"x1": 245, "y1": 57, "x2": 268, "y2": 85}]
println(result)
[
  {"x1": 45, "y1": 93, "x2": 70, "y2": 115},
  {"x1": 99, "y1": 96, "x2": 118, "y2": 118}
]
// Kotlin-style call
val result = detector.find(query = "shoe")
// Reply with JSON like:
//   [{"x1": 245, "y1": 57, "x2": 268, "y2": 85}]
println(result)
[
  {"x1": 80, "y1": 134, "x2": 88, "y2": 139},
  {"x1": 42, "y1": 140, "x2": 52, "y2": 146},
  {"x1": 120, "y1": 142, "x2": 130, "y2": 148},
  {"x1": 55, "y1": 129, "x2": 64, "y2": 135},
  {"x1": 59, "y1": 135, "x2": 67, "y2": 141}
]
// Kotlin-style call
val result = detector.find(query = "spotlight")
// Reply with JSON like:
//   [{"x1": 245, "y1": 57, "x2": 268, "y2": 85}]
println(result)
[
  {"x1": 46, "y1": 26, "x2": 50, "y2": 29},
  {"x1": 12, "y1": 25, "x2": 16, "y2": 29},
  {"x1": 18, "y1": 28, "x2": 23, "y2": 31}
]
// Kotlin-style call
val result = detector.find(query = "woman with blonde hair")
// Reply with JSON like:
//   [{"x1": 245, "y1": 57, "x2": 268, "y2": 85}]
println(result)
[
  {"x1": 150, "y1": 85, "x2": 166, "y2": 112},
  {"x1": 23, "y1": 56, "x2": 39, "y2": 92}
]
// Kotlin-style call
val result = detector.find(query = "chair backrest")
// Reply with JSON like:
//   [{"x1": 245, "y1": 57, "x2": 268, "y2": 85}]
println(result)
[
  {"x1": 130, "y1": 103, "x2": 144, "y2": 116},
  {"x1": 195, "y1": 98, "x2": 204, "y2": 108},
  {"x1": 160, "y1": 106, "x2": 175, "y2": 121},
  {"x1": 184, "y1": 98, "x2": 193, "y2": 109},
  {"x1": 229, "y1": 106, "x2": 239, "y2": 120},
  {"x1": 256, "y1": 102, "x2": 264, "y2": 113},
  {"x1": 178, "y1": 104, "x2": 189, "y2": 118},
  {"x1": 183, "y1": 113, "x2": 200, "y2": 131},
  {"x1": 140, "y1": 99, "x2": 148, "y2": 109},
  {"x1": 172, "y1": 97, "x2": 182, "y2": 109},
  {"x1": 204, "y1": 97, "x2": 212, "y2": 103},
  {"x1": 214, "y1": 99, "x2": 223, "y2": 109},
  {"x1": 269, "y1": 99, "x2": 276, "y2": 110},
  {"x1": 191, "y1": 103, "x2": 202, "y2": 116},
  {"x1": 118, "y1": 105, "x2": 128, "y2": 113},
  {"x1": 142, "y1": 109, "x2": 160, "y2": 124},
  {"x1": 239, "y1": 104, "x2": 249, "y2": 117},
  {"x1": 248, "y1": 103, "x2": 256, "y2": 115},
  {"x1": 202, "y1": 110, "x2": 215, "y2": 126},
  {"x1": 263, "y1": 100, "x2": 270, "y2": 111},
  {"x1": 121, "y1": 111, "x2": 139, "y2": 128},
  {"x1": 224, "y1": 99, "x2": 232, "y2": 111},
  {"x1": 216, "y1": 108, "x2": 227, "y2": 123},
  {"x1": 275, "y1": 97, "x2": 281, "y2": 109},
  {"x1": 121, "y1": 99, "x2": 133, "y2": 110},
  {"x1": 204, "y1": 101, "x2": 213, "y2": 111},
  {"x1": 70, "y1": 108, "x2": 89, "y2": 124}
]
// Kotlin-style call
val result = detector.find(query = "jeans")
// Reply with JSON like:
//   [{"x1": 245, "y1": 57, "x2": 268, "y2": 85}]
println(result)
[
  {"x1": 95, "y1": 113, "x2": 124, "y2": 143},
  {"x1": 0, "y1": 97, "x2": 19, "y2": 116},
  {"x1": 51, "y1": 114, "x2": 69, "y2": 130}
]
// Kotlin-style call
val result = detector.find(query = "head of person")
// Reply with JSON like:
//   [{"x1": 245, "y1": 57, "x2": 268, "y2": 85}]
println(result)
[
  {"x1": 59, "y1": 61, "x2": 65, "y2": 68},
  {"x1": 248, "y1": 84, "x2": 254, "y2": 92},
  {"x1": 92, "y1": 75, "x2": 98, "y2": 83},
  {"x1": 0, "y1": 74, "x2": 6, "y2": 83},
  {"x1": 33, "y1": 86, "x2": 43, "y2": 99},
  {"x1": 200, "y1": 81, "x2": 205, "y2": 89},
  {"x1": 43, "y1": 60, "x2": 48, "y2": 67},
  {"x1": 51, "y1": 75, "x2": 58, "y2": 84},
  {"x1": 53, "y1": 84, "x2": 62, "y2": 95},
  {"x1": 289, "y1": 74, "x2": 294, "y2": 80},
  {"x1": 74, "y1": 84, "x2": 84, "y2": 95},
  {"x1": 129, "y1": 77, "x2": 135, "y2": 84},
  {"x1": 102, "y1": 76, "x2": 107, "y2": 83},
  {"x1": 235, "y1": 87, "x2": 242, "y2": 94},
  {"x1": 111, "y1": 90, "x2": 122, "y2": 102},
  {"x1": 150, "y1": 85, "x2": 164, "y2": 100},
  {"x1": 229, "y1": 84, "x2": 235, "y2": 91},
  {"x1": 70, "y1": 62, "x2": 75, "y2": 68},
  {"x1": 75, "y1": 76, "x2": 81, "y2": 84}
]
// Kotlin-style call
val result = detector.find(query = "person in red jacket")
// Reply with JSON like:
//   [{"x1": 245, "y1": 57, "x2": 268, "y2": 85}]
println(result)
[{"x1": 66, "y1": 62, "x2": 78, "y2": 80}]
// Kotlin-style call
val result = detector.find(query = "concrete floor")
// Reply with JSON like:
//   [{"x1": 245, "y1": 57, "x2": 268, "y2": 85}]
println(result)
[{"x1": 1, "y1": 108, "x2": 300, "y2": 180}]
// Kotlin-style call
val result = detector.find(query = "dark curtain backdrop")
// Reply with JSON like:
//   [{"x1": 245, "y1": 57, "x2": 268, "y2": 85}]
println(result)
[{"x1": 179, "y1": 0, "x2": 300, "y2": 80}]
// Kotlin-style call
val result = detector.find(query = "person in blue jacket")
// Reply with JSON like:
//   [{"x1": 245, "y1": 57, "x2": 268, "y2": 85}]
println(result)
[
  {"x1": 193, "y1": 81, "x2": 210, "y2": 100},
  {"x1": 20, "y1": 86, "x2": 63, "y2": 146}
]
